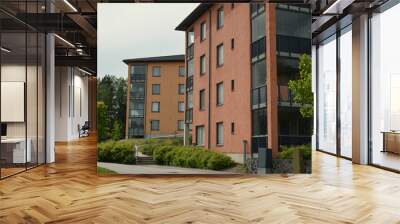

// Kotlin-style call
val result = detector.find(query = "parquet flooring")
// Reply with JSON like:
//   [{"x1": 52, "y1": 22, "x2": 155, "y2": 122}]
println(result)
[{"x1": 1, "y1": 135, "x2": 400, "y2": 223}]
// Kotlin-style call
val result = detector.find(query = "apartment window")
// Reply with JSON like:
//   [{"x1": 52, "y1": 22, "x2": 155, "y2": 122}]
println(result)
[
  {"x1": 200, "y1": 55, "x2": 206, "y2": 75},
  {"x1": 200, "y1": 22, "x2": 206, "y2": 41},
  {"x1": 231, "y1": 122, "x2": 235, "y2": 134},
  {"x1": 196, "y1": 126, "x2": 205, "y2": 146},
  {"x1": 200, "y1": 89, "x2": 205, "y2": 110},
  {"x1": 188, "y1": 29, "x2": 194, "y2": 45},
  {"x1": 151, "y1": 102, "x2": 160, "y2": 112},
  {"x1": 151, "y1": 120, "x2": 160, "y2": 131},
  {"x1": 252, "y1": 59, "x2": 266, "y2": 87},
  {"x1": 178, "y1": 120, "x2": 184, "y2": 131},
  {"x1": 217, "y1": 44, "x2": 224, "y2": 67},
  {"x1": 152, "y1": 66, "x2": 161, "y2": 77},
  {"x1": 178, "y1": 84, "x2": 185, "y2": 95},
  {"x1": 231, "y1": 80, "x2": 235, "y2": 91},
  {"x1": 231, "y1": 38, "x2": 235, "y2": 49},
  {"x1": 178, "y1": 101, "x2": 185, "y2": 112},
  {"x1": 179, "y1": 66, "x2": 185, "y2": 77},
  {"x1": 152, "y1": 84, "x2": 160, "y2": 95},
  {"x1": 216, "y1": 122, "x2": 224, "y2": 145},
  {"x1": 217, "y1": 82, "x2": 224, "y2": 106},
  {"x1": 188, "y1": 59, "x2": 194, "y2": 77},
  {"x1": 217, "y1": 7, "x2": 224, "y2": 29}
]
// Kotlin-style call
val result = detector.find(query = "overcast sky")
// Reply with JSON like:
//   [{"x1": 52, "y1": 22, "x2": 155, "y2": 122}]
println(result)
[{"x1": 97, "y1": 3, "x2": 199, "y2": 78}]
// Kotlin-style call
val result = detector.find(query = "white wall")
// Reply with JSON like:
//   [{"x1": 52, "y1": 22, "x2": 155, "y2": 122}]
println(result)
[{"x1": 55, "y1": 66, "x2": 89, "y2": 141}]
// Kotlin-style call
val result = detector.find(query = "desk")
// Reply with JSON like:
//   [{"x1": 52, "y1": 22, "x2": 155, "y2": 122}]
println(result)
[
  {"x1": 382, "y1": 131, "x2": 400, "y2": 154},
  {"x1": 1, "y1": 138, "x2": 31, "y2": 164}
]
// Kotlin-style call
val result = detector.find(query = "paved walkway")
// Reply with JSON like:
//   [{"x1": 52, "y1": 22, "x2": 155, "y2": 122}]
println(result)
[{"x1": 97, "y1": 162, "x2": 235, "y2": 175}]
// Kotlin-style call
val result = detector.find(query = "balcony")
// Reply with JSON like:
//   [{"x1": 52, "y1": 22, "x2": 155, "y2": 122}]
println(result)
[{"x1": 278, "y1": 85, "x2": 300, "y2": 107}]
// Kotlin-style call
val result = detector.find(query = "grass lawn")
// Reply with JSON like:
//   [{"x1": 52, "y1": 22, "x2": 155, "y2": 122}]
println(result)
[{"x1": 97, "y1": 166, "x2": 117, "y2": 175}]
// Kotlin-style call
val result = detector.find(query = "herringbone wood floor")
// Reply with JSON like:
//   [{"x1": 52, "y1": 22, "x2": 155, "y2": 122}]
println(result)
[{"x1": 1, "y1": 136, "x2": 400, "y2": 224}]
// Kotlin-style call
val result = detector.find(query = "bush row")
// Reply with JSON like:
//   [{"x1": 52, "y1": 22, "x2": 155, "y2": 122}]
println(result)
[
  {"x1": 153, "y1": 145, "x2": 235, "y2": 170},
  {"x1": 98, "y1": 140, "x2": 136, "y2": 164}
]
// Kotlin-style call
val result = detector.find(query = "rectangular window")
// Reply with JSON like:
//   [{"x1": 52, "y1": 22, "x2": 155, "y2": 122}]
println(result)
[
  {"x1": 252, "y1": 59, "x2": 266, "y2": 87},
  {"x1": 231, "y1": 122, "x2": 235, "y2": 134},
  {"x1": 200, "y1": 22, "x2": 206, "y2": 41},
  {"x1": 178, "y1": 84, "x2": 185, "y2": 95},
  {"x1": 231, "y1": 80, "x2": 235, "y2": 91},
  {"x1": 231, "y1": 38, "x2": 235, "y2": 49},
  {"x1": 178, "y1": 120, "x2": 184, "y2": 131},
  {"x1": 200, "y1": 89, "x2": 205, "y2": 110},
  {"x1": 200, "y1": 55, "x2": 206, "y2": 75},
  {"x1": 152, "y1": 66, "x2": 161, "y2": 77},
  {"x1": 188, "y1": 59, "x2": 194, "y2": 77},
  {"x1": 217, "y1": 44, "x2": 224, "y2": 67},
  {"x1": 216, "y1": 122, "x2": 224, "y2": 145},
  {"x1": 188, "y1": 30, "x2": 194, "y2": 45},
  {"x1": 217, "y1": 82, "x2": 224, "y2": 106},
  {"x1": 151, "y1": 120, "x2": 160, "y2": 131},
  {"x1": 178, "y1": 101, "x2": 185, "y2": 112},
  {"x1": 252, "y1": 108, "x2": 267, "y2": 136},
  {"x1": 151, "y1": 101, "x2": 160, "y2": 112},
  {"x1": 152, "y1": 84, "x2": 160, "y2": 95},
  {"x1": 179, "y1": 66, "x2": 185, "y2": 77},
  {"x1": 196, "y1": 126, "x2": 205, "y2": 146},
  {"x1": 217, "y1": 7, "x2": 224, "y2": 29}
]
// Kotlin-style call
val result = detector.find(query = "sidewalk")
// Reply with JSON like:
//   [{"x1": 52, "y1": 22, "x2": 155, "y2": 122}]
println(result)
[{"x1": 97, "y1": 162, "x2": 235, "y2": 174}]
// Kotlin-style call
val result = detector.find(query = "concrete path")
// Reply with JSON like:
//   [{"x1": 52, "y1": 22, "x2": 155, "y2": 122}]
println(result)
[{"x1": 97, "y1": 162, "x2": 235, "y2": 175}]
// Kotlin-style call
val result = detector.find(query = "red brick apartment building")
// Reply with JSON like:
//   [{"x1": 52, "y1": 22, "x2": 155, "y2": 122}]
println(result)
[{"x1": 176, "y1": 3, "x2": 312, "y2": 164}]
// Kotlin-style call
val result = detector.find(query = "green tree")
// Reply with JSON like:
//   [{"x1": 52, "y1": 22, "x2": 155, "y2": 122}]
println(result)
[
  {"x1": 97, "y1": 75, "x2": 127, "y2": 140},
  {"x1": 97, "y1": 101, "x2": 110, "y2": 142},
  {"x1": 111, "y1": 120, "x2": 123, "y2": 140},
  {"x1": 288, "y1": 54, "x2": 313, "y2": 118}
]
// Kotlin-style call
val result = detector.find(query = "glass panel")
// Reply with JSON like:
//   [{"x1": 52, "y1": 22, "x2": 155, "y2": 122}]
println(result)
[
  {"x1": 317, "y1": 35, "x2": 337, "y2": 154},
  {"x1": 371, "y1": 5, "x2": 400, "y2": 171},
  {"x1": 27, "y1": 31, "x2": 38, "y2": 169},
  {"x1": 252, "y1": 108, "x2": 266, "y2": 136},
  {"x1": 1, "y1": 31, "x2": 27, "y2": 177},
  {"x1": 252, "y1": 59, "x2": 266, "y2": 87},
  {"x1": 339, "y1": 28, "x2": 352, "y2": 158},
  {"x1": 38, "y1": 33, "x2": 46, "y2": 165},
  {"x1": 251, "y1": 12, "x2": 265, "y2": 42}
]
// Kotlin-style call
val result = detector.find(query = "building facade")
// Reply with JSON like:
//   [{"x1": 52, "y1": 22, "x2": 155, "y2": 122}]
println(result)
[
  {"x1": 176, "y1": 3, "x2": 312, "y2": 163},
  {"x1": 311, "y1": 0, "x2": 400, "y2": 172},
  {"x1": 124, "y1": 55, "x2": 186, "y2": 139}
]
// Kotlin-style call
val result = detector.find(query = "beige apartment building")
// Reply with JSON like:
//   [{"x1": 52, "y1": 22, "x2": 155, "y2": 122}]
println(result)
[{"x1": 123, "y1": 55, "x2": 186, "y2": 138}]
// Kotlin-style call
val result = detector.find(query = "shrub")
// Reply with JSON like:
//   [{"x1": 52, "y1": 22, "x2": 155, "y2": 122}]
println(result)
[
  {"x1": 98, "y1": 139, "x2": 136, "y2": 164},
  {"x1": 141, "y1": 144, "x2": 157, "y2": 156},
  {"x1": 207, "y1": 153, "x2": 235, "y2": 170},
  {"x1": 153, "y1": 145, "x2": 174, "y2": 165},
  {"x1": 277, "y1": 145, "x2": 311, "y2": 161},
  {"x1": 152, "y1": 145, "x2": 235, "y2": 170}
]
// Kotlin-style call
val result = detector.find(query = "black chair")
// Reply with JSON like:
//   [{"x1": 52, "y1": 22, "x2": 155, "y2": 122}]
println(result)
[{"x1": 79, "y1": 121, "x2": 90, "y2": 138}]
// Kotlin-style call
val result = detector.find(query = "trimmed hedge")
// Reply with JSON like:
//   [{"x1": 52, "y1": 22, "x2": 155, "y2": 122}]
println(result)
[
  {"x1": 98, "y1": 140, "x2": 136, "y2": 164},
  {"x1": 153, "y1": 145, "x2": 235, "y2": 170}
]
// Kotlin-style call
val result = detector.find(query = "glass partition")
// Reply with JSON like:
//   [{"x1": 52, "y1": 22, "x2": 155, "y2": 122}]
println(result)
[
  {"x1": 339, "y1": 26, "x2": 352, "y2": 158},
  {"x1": 0, "y1": 2, "x2": 46, "y2": 179},
  {"x1": 370, "y1": 4, "x2": 400, "y2": 171},
  {"x1": 317, "y1": 35, "x2": 337, "y2": 154}
]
